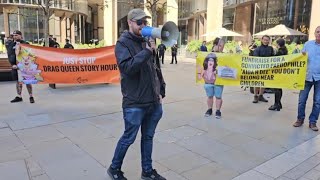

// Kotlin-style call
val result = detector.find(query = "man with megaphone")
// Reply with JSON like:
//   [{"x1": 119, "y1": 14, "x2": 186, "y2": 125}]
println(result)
[{"x1": 107, "y1": 8, "x2": 167, "y2": 180}]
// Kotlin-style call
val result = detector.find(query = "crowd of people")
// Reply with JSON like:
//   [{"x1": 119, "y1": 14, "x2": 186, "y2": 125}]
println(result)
[{"x1": 3, "y1": 7, "x2": 320, "y2": 180}]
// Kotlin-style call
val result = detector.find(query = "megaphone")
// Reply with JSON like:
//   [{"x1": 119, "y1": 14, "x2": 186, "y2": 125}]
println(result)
[{"x1": 140, "y1": 21, "x2": 179, "y2": 47}]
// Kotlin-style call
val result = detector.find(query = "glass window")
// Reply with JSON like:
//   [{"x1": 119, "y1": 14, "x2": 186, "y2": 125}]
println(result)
[
  {"x1": 38, "y1": 9, "x2": 44, "y2": 43},
  {"x1": 19, "y1": 8, "x2": 38, "y2": 43},
  {"x1": 0, "y1": 13, "x2": 4, "y2": 33},
  {"x1": 254, "y1": 0, "x2": 311, "y2": 36},
  {"x1": 8, "y1": 13, "x2": 18, "y2": 34}
]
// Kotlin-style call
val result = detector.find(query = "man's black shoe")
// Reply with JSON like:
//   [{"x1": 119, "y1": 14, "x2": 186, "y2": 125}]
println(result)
[
  {"x1": 10, "y1": 96, "x2": 23, "y2": 103},
  {"x1": 107, "y1": 166, "x2": 127, "y2": 180},
  {"x1": 142, "y1": 169, "x2": 166, "y2": 180},
  {"x1": 29, "y1": 97, "x2": 35, "y2": 103},
  {"x1": 205, "y1": 108, "x2": 213, "y2": 117}
]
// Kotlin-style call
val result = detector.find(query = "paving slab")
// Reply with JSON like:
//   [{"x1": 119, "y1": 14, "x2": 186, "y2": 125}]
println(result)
[
  {"x1": 0, "y1": 57, "x2": 320, "y2": 180},
  {"x1": 0, "y1": 160, "x2": 29, "y2": 180}
]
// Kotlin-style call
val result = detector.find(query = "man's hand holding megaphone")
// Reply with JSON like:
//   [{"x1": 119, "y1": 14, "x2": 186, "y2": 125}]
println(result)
[{"x1": 145, "y1": 38, "x2": 156, "y2": 52}]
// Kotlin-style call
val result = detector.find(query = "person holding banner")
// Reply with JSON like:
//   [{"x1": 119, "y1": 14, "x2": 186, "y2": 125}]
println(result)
[
  {"x1": 252, "y1": 35, "x2": 274, "y2": 103},
  {"x1": 293, "y1": 26, "x2": 320, "y2": 131},
  {"x1": 268, "y1": 38, "x2": 288, "y2": 111},
  {"x1": 107, "y1": 8, "x2": 166, "y2": 180},
  {"x1": 7, "y1": 30, "x2": 35, "y2": 103}
]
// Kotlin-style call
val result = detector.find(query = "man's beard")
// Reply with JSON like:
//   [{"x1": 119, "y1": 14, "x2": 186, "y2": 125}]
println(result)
[{"x1": 133, "y1": 28, "x2": 142, "y2": 36}]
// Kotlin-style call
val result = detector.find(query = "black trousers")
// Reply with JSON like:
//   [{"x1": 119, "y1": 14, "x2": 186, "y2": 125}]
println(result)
[
  {"x1": 273, "y1": 88, "x2": 283, "y2": 105},
  {"x1": 171, "y1": 54, "x2": 177, "y2": 64},
  {"x1": 159, "y1": 52, "x2": 165, "y2": 64}
]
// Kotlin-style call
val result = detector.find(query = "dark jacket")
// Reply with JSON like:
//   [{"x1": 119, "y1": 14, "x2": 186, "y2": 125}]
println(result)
[
  {"x1": 200, "y1": 45, "x2": 207, "y2": 52},
  {"x1": 115, "y1": 31, "x2": 166, "y2": 108},
  {"x1": 171, "y1": 46, "x2": 178, "y2": 56},
  {"x1": 43, "y1": 39, "x2": 56, "y2": 47},
  {"x1": 158, "y1": 44, "x2": 166, "y2": 54},
  {"x1": 64, "y1": 43, "x2": 74, "y2": 49},
  {"x1": 276, "y1": 47, "x2": 288, "y2": 56},
  {"x1": 6, "y1": 40, "x2": 29, "y2": 65},
  {"x1": 253, "y1": 44, "x2": 274, "y2": 57}
]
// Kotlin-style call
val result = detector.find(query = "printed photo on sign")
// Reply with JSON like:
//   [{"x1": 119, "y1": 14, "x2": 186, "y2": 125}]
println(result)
[
  {"x1": 217, "y1": 66, "x2": 237, "y2": 79},
  {"x1": 17, "y1": 48, "x2": 43, "y2": 84}
]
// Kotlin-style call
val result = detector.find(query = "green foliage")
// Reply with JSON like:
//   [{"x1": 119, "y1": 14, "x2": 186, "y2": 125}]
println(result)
[
  {"x1": 186, "y1": 40, "x2": 202, "y2": 53},
  {"x1": 75, "y1": 40, "x2": 106, "y2": 49},
  {"x1": 186, "y1": 39, "x2": 303, "y2": 55},
  {"x1": 29, "y1": 40, "x2": 106, "y2": 49}
]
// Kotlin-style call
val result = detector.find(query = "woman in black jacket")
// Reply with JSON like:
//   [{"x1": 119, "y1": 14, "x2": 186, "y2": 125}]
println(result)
[{"x1": 269, "y1": 38, "x2": 288, "y2": 111}]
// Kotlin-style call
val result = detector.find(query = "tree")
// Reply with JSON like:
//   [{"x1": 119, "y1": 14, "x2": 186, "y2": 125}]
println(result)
[
  {"x1": 36, "y1": 0, "x2": 74, "y2": 89},
  {"x1": 35, "y1": 0, "x2": 75, "y2": 47},
  {"x1": 114, "y1": 0, "x2": 167, "y2": 27},
  {"x1": 37, "y1": 0, "x2": 51, "y2": 48}
]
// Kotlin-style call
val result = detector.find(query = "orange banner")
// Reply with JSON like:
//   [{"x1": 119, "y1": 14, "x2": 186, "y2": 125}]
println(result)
[{"x1": 16, "y1": 44, "x2": 120, "y2": 84}]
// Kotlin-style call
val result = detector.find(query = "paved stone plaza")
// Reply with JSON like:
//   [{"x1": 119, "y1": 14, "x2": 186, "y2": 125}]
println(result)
[{"x1": 0, "y1": 56, "x2": 320, "y2": 180}]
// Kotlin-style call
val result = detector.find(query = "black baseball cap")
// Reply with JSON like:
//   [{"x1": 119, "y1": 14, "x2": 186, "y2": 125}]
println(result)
[{"x1": 12, "y1": 30, "x2": 22, "y2": 35}]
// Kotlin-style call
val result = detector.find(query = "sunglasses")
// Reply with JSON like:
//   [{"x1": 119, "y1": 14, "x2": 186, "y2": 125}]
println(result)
[{"x1": 133, "y1": 19, "x2": 148, "y2": 26}]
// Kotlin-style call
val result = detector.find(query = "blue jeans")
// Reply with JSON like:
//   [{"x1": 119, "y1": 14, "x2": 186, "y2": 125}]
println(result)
[
  {"x1": 297, "y1": 80, "x2": 320, "y2": 124},
  {"x1": 111, "y1": 104, "x2": 163, "y2": 172}
]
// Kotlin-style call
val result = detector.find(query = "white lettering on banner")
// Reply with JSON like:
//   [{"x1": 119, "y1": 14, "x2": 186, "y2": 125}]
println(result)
[{"x1": 63, "y1": 57, "x2": 96, "y2": 65}]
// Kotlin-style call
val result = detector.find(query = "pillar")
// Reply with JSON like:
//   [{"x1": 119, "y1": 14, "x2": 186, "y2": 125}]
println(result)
[
  {"x1": 78, "y1": 15, "x2": 82, "y2": 43},
  {"x1": 70, "y1": 16, "x2": 75, "y2": 44},
  {"x1": 199, "y1": 13, "x2": 206, "y2": 41},
  {"x1": 188, "y1": 18, "x2": 195, "y2": 41},
  {"x1": 144, "y1": 0, "x2": 152, "y2": 26},
  {"x1": 103, "y1": 0, "x2": 117, "y2": 45},
  {"x1": 97, "y1": 4, "x2": 104, "y2": 40},
  {"x1": 3, "y1": 8, "x2": 9, "y2": 37},
  {"x1": 60, "y1": 16, "x2": 67, "y2": 43},
  {"x1": 309, "y1": 0, "x2": 320, "y2": 40},
  {"x1": 54, "y1": 15, "x2": 61, "y2": 42},
  {"x1": 206, "y1": 0, "x2": 223, "y2": 41},
  {"x1": 165, "y1": 0, "x2": 178, "y2": 25}
]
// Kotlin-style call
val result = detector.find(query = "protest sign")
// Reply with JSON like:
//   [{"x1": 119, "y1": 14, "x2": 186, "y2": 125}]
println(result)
[
  {"x1": 16, "y1": 44, "x2": 120, "y2": 84},
  {"x1": 196, "y1": 52, "x2": 307, "y2": 90}
]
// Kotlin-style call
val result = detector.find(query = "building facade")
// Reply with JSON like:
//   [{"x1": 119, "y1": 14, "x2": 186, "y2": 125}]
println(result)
[
  {"x1": 0, "y1": 0, "x2": 179, "y2": 46},
  {"x1": 224, "y1": 0, "x2": 314, "y2": 43},
  {"x1": 1, "y1": 0, "x2": 318, "y2": 46},
  {"x1": 178, "y1": 0, "x2": 320, "y2": 44},
  {"x1": 0, "y1": 0, "x2": 91, "y2": 44}
]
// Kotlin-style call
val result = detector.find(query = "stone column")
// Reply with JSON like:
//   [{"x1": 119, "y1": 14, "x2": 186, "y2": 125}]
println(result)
[
  {"x1": 144, "y1": 0, "x2": 152, "y2": 26},
  {"x1": 49, "y1": 13, "x2": 55, "y2": 37},
  {"x1": 165, "y1": 0, "x2": 178, "y2": 25},
  {"x1": 206, "y1": 0, "x2": 223, "y2": 41},
  {"x1": 60, "y1": 16, "x2": 67, "y2": 43},
  {"x1": 309, "y1": 0, "x2": 320, "y2": 40},
  {"x1": 199, "y1": 13, "x2": 206, "y2": 41},
  {"x1": 78, "y1": 15, "x2": 82, "y2": 43},
  {"x1": 70, "y1": 16, "x2": 75, "y2": 44},
  {"x1": 103, "y1": 0, "x2": 117, "y2": 45},
  {"x1": 188, "y1": 18, "x2": 195, "y2": 41},
  {"x1": 97, "y1": 4, "x2": 104, "y2": 40},
  {"x1": 3, "y1": 8, "x2": 9, "y2": 37},
  {"x1": 54, "y1": 15, "x2": 61, "y2": 42}
]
